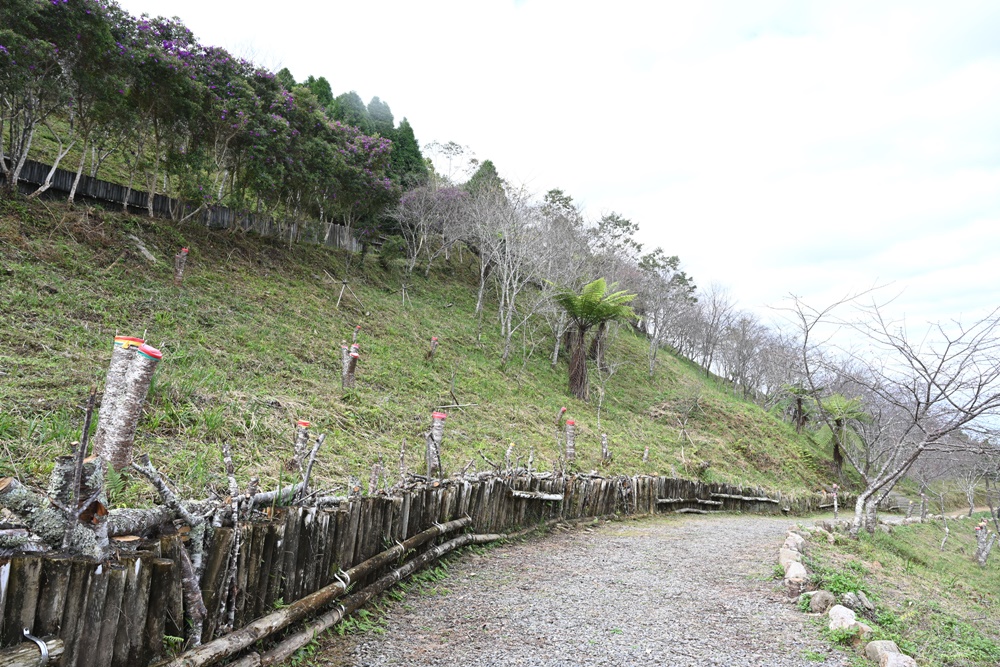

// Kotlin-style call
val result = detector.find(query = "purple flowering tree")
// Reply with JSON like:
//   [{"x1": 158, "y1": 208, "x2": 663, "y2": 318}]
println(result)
[{"x1": 0, "y1": 0, "x2": 69, "y2": 192}]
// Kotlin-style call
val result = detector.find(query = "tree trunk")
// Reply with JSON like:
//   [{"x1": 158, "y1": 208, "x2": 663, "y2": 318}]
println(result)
[
  {"x1": 568, "y1": 327, "x2": 589, "y2": 400},
  {"x1": 550, "y1": 313, "x2": 566, "y2": 368},
  {"x1": 850, "y1": 492, "x2": 869, "y2": 538},
  {"x1": 93, "y1": 339, "x2": 162, "y2": 471},
  {"x1": 588, "y1": 321, "x2": 606, "y2": 370},
  {"x1": 68, "y1": 143, "x2": 88, "y2": 204}
]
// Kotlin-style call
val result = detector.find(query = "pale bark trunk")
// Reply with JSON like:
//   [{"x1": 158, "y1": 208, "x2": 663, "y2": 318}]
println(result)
[
  {"x1": 285, "y1": 422, "x2": 310, "y2": 474},
  {"x1": 93, "y1": 341, "x2": 161, "y2": 471},
  {"x1": 173, "y1": 248, "x2": 189, "y2": 285},
  {"x1": 426, "y1": 413, "x2": 445, "y2": 477},
  {"x1": 28, "y1": 135, "x2": 74, "y2": 199},
  {"x1": 68, "y1": 142, "x2": 87, "y2": 203}
]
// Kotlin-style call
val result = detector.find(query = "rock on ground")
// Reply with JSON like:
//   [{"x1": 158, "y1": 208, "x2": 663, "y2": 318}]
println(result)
[
  {"x1": 318, "y1": 515, "x2": 848, "y2": 666},
  {"x1": 865, "y1": 640, "x2": 901, "y2": 662},
  {"x1": 810, "y1": 590, "x2": 836, "y2": 614}
]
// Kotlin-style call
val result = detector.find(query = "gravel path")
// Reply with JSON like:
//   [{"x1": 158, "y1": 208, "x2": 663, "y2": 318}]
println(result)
[{"x1": 317, "y1": 515, "x2": 847, "y2": 666}]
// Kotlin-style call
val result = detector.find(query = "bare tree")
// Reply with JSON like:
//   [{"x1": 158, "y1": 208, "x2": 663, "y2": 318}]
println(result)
[
  {"x1": 462, "y1": 184, "x2": 548, "y2": 363},
  {"x1": 718, "y1": 311, "x2": 770, "y2": 399},
  {"x1": 695, "y1": 283, "x2": 736, "y2": 376},
  {"x1": 535, "y1": 189, "x2": 591, "y2": 367},
  {"x1": 636, "y1": 249, "x2": 696, "y2": 377},
  {"x1": 785, "y1": 294, "x2": 1000, "y2": 536},
  {"x1": 389, "y1": 185, "x2": 467, "y2": 274}
]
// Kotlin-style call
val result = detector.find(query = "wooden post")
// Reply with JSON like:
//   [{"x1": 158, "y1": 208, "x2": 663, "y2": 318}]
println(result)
[
  {"x1": 555, "y1": 406, "x2": 566, "y2": 429},
  {"x1": 112, "y1": 555, "x2": 154, "y2": 667},
  {"x1": 142, "y1": 558, "x2": 175, "y2": 665}
]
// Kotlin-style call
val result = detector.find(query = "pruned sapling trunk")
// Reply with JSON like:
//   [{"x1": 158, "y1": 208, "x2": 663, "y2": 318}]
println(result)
[
  {"x1": 346, "y1": 345, "x2": 359, "y2": 388},
  {"x1": 426, "y1": 412, "x2": 446, "y2": 478},
  {"x1": 285, "y1": 421, "x2": 311, "y2": 473},
  {"x1": 564, "y1": 420, "x2": 576, "y2": 463},
  {"x1": 976, "y1": 519, "x2": 997, "y2": 566},
  {"x1": 93, "y1": 338, "x2": 162, "y2": 471}
]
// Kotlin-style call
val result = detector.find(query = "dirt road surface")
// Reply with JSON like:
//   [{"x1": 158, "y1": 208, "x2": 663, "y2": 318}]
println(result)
[{"x1": 315, "y1": 514, "x2": 847, "y2": 666}]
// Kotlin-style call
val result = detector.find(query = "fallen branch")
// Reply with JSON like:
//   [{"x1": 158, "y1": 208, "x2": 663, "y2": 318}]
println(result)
[{"x1": 251, "y1": 482, "x2": 304, "y2": 507}]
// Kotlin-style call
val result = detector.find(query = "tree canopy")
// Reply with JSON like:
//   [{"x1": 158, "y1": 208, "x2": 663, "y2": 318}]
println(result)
[{"x1": 0, "y1": 3, "x2": 427, "y2": 233}]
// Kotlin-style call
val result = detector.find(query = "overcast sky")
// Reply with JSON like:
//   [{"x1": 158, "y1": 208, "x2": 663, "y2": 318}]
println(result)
[{"x1": 117, "y1": 0, "x2": 1000, "y2": 333}]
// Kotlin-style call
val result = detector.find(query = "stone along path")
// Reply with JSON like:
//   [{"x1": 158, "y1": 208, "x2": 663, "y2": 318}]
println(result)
[{"x1": 319, "y1": 515, "x2": 847, "y2": 666}]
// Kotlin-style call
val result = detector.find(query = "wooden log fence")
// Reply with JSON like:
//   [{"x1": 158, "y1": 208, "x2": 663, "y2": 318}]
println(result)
[
  {"x1": 0, "y1": 473, "x2": 846, "y2": 666},
  {"x1": 2, "y1": 158, "x2": 361, "y2": 253}
]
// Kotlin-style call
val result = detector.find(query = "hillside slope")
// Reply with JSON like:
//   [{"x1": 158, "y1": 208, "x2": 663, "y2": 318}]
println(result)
[{"x1": 0, "y1": 198, "x2": 832, "y2": 503}]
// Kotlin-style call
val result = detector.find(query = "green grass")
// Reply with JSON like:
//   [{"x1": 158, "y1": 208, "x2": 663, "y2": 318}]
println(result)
[
  {"x1": 0, "y1": 196, "x2": 835, "y2": 503},
  {"x1": 803, "y1": 514, "x2": 1000, "y2": 666}
]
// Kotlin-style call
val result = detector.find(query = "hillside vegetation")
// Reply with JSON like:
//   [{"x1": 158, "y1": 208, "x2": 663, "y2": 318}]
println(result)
[
  {"x1": 805, "y1": 513, "x2": 1000, "y2": 666},
  {"x1": 0, "y1": 197, "x2": 832, "y2": 504}
]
